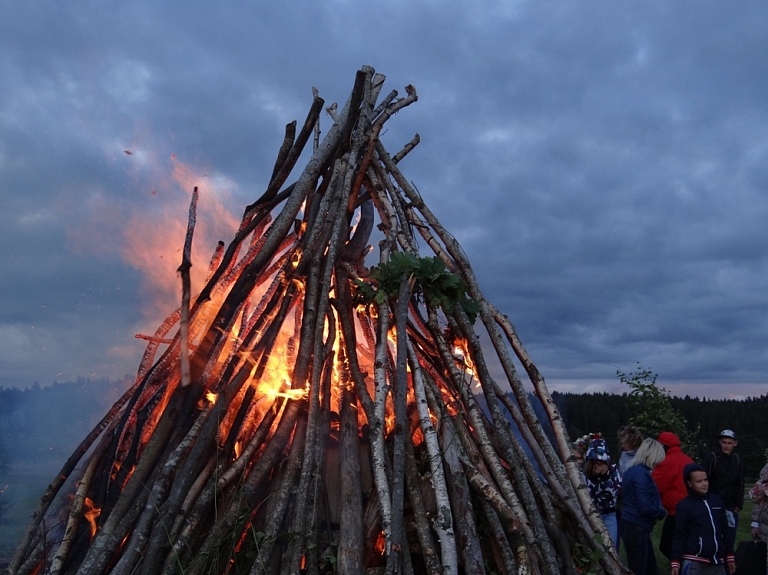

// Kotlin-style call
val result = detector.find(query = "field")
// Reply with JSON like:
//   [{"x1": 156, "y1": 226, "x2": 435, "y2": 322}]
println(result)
[{"x1": 0, "y1": 463, "x2": 63, "y2": 562}]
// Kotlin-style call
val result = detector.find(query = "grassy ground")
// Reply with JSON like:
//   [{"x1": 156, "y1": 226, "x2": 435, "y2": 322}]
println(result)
[{"x1": 0, "y1": 463, "x2": 62, "y2": 561}]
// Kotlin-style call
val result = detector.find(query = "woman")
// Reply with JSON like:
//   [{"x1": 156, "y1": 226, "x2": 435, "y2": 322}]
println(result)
[
  {"x1": 750, "y1": 461, "x2": 768, "y2": 541},
  {"x1": 617, "y1": 425, "x2": 643, "y2": 476},
  {"x1": 620, "y1": 437, "x2": 667, "y2": 575},
  {"x1": 584, "y1": 438, "x2": 622, "y2": 548}
]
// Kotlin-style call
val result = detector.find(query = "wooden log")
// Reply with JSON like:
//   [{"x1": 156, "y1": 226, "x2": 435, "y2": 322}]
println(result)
[{"x1": 337, "y1": 387, "x2": 364, "y2": 575}]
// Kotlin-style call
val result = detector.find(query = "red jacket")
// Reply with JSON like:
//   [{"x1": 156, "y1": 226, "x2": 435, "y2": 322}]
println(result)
[{"x1": 651, "y1": 432, "x2": 694, "y2": 516}]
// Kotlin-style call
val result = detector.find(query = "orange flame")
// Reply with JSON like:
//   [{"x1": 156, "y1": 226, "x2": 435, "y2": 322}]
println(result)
[
  {"x1": 373, "y1": 531, "x2": 386, "y2": 555},
  {"x1": 118, "y1": 155, "x2": 240, "y2": 324},
  {"x1": 83, "y1": 497, "x2": 101, "y2": 538}
]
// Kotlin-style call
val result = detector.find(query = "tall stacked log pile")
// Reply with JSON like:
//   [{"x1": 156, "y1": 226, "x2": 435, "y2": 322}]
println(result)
[{"x1": 5, "y1": 67, "x2": 631, "y2": 575}]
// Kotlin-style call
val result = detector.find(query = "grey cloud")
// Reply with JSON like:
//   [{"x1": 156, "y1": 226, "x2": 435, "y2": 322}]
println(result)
[{"x1": 1, "y1": 1, "x2": 767, "y2": 396}]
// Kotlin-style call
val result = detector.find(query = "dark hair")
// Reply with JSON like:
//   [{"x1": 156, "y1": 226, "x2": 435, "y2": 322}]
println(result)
[
  {"x1": 683, "y1": 463, "x2": 707, "y2": 483},
  {"x1": 618, "y1": 425, "x2": 643, "y2": 450}
]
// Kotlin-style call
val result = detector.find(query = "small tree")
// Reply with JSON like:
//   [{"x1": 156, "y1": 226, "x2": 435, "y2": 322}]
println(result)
[{"x1": 618, "y1": 363, "x2": 702, "y2": 457}]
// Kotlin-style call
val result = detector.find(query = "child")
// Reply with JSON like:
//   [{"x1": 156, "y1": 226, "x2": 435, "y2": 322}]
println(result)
[
  {"x1": 670, "y1": 463, "x2": 736, "y2": 575},
  {"x1": 583, "y1": 438, "x2": 622, "y2": 548}
]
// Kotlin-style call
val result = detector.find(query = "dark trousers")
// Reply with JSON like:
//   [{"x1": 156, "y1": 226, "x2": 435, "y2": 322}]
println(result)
[
  {"x1": 659, "y1": 514, "x2": 677, "y2": 559},
  {"x1": 621, "y1": 521, "x2": 658, "y2": 575},
  {"x1": 723, "y1": 509, "x2": 738, "y2": 554}
]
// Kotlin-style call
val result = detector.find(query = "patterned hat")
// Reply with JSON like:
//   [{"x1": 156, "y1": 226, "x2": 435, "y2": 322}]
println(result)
[
  {"x1": 585, "y1": 438, "x2": 611, "y2": 463},
  {"x1": 718, "y1": 429, "x2": 737, "y2": 440}
]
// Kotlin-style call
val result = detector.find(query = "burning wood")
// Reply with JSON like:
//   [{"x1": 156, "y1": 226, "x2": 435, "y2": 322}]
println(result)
[{"x1": 5, "y1": 67, "x2": 630, "y2": 575}]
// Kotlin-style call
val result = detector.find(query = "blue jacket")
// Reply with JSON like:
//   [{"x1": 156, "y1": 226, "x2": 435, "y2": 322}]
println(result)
[
  {"x1": 670, "y1": 463, "x2": 735, "y2": 570},
  {"x1": 620, "y1": 464, "x2": 666, "y2": 531}
]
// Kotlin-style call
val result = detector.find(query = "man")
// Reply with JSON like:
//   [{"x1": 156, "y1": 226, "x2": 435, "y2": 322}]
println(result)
[
  {"x1": 702, "y1": 429, "x2": 744, "y2": 553},
  {"x1": 652, "y1": 431, "x2": 694, "y2": 558}
]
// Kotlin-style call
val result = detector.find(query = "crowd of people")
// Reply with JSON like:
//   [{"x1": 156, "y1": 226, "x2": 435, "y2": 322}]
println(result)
[{"x1": 574, "y1": 427, "x2": 766, "y2": 574}]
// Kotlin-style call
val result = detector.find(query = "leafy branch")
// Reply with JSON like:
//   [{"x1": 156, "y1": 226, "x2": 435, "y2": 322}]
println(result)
[
  {"x1": 352, "y1": 252, "x2": 479, "y2": 322},
  {"x1": 619, "y1": 363, "x2": 702, "y2": 456}
]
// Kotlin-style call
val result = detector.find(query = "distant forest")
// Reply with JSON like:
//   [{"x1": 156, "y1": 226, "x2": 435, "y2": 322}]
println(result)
[
  {"x1": 0, "y1": 378, "x2": 131, "y2": 547},
  {"x1": 554, "y1": 391, "x2": 768, "y2": 480},
  {"x1": 0, "y1": 377, "x2": 130, "y2": 466}
]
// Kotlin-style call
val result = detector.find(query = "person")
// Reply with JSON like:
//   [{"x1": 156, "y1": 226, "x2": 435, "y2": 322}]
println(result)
[
  {"x1": 749, "y1": 461, "x2": 768, "y2": 542},
  {"x1": 621, "y1": 438, "x2": 667, "y2": 575},
  {"x1": 618, "y1": 425, "x2": 644, "y2": 476},
  {"x1": 652, "y1": 431, "x2": 694, "y2": 559},
  {"x1": 573, "y1": 432, "x2": 601, "y2": 467},
  {"x1": 583, "y1": 438, "x2": 622, "y2": 548},
  {"x1": 670, "y1": 463, "x2": 736, "y2": 575},
  {"x1": 702, "y1": 430, "x2": 744, "y2": 553}
]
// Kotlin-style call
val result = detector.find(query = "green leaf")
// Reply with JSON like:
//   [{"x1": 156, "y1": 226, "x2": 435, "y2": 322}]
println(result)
[{"x1": 350, "y1": 253, "x2": 479, "y2": 323}]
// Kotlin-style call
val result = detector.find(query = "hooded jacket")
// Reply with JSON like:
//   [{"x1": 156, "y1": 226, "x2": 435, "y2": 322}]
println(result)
[
  {"x1": 651, "y1": 432, "x2": 694, "y2": 516},
  {"x1": 584, "y1": 439, "x2": 621, "y2": 515},
  {"x1": 669, "y1": 463, "x2": 735, "y2": 571}
]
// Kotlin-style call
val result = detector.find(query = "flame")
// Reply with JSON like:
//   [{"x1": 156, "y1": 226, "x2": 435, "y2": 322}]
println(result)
[
  {"x1": 452, "y1": 341, "x2": 476, "y2": 377},
  {"x1": 116, "y1": 155, "x2": 240, "y2": 324},
  {"x1": 197, "y1": 391, "x2": 218, "y2": 410},
  {"x1": 263, "y1": 384, "x2": 308, "y2": 401},
  {"x1": 291, "y1": 248, "x2": 303, "y2": 269},
  {"x1": 83, "y1": 497, "x2": 101, "y2": 538},
  {"x1": 384, "y1": 395, "x2": 396, "y2": 436},
  {"x1": 387, "y1": 327, "x2": 398, "y2": 349},
  {"x1": 373, "y1": 531, "x2": 386, "y2": 555}
]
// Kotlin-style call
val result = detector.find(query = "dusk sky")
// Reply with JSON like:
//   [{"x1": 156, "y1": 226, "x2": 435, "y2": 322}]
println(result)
[{"x1": 2, "y1": 2, "x2": 767, "y2": 399}]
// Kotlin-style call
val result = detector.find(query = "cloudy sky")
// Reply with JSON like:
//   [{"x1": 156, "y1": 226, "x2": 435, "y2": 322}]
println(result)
[{"x1": 1, "y1": 1, "x2": 767, "y2": 398}]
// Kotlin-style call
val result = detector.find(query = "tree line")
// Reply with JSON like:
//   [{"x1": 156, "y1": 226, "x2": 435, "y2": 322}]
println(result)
[
  {"x1": 0, "y1": 377, "x2": 128, "y2": 465},
  {"x1": 554, "y1": 387, "x2": 768, "y2": 480}
]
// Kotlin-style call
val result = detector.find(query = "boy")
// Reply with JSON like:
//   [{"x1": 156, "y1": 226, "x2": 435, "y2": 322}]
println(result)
[
  {"x1": 703, "y1": 429, "x2": 744, "y2": 552},
  {"x1": 670, "y1": 463, "x2": 735, "y2": 575}
]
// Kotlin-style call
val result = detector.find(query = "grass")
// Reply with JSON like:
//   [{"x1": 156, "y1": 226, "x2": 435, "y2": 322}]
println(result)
[{"x1": 0, "y1": 463, "x2": 62, "y2": 561}]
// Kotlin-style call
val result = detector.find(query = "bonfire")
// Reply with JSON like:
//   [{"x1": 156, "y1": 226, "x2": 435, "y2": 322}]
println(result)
[{"x1": 6, "y1": 67, "x2": 629, "y2": 575}]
